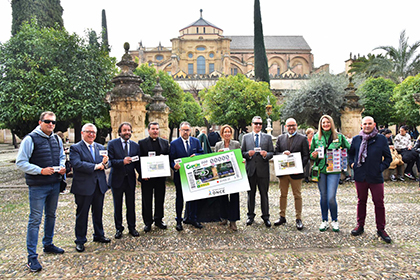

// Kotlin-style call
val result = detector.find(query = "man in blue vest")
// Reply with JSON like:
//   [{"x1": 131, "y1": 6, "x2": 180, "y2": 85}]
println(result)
[{"x1": 16, "y1": 111, "x2": 66, "y2": 272}]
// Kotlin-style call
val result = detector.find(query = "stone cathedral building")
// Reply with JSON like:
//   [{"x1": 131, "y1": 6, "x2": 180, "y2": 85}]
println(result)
[{"x1": 129, "y1": 10, "x2": 328, "y2": 92}]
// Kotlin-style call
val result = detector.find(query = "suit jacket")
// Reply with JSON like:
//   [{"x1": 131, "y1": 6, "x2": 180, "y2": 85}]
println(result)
[
  {"x1": 348, "y1": 134, "x2": 392, "y2": 184},
  {"x1": 138, "y1": 136, "x2": 170, "y2": 181},
  {"x1": 241, "y1": 132, "x2": 274, "y2": 178},
  {"x1": 275, "y1": 133, "x2": 310, "y2": 179},
  {"x1": 170, "y1": 136, "x2": 204, "y2": 172},
  {"x1": 214, "y1": 139, "x2": 241, "y2": 152},
  {"x1": 70, "y1": 141, "x2": 108, "y2": 196},
  {"x1": 108, "y1": 138, "x2": 140, "y2": 189}
]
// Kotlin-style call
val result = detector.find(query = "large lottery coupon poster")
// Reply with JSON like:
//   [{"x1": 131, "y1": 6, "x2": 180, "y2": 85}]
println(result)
[{"x1": 177, "y1": 149, "x2": 250, "y2": 202}]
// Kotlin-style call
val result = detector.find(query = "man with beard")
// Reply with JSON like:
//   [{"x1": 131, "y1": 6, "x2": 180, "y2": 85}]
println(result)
[
  {"x1": 348, "y1": 116, "x2": 392, "y2": 243},
  {"x1": 170, "y1": 121, "x2": 204, "y2": 231},
  {"x1": 139, "y1": 122, "x2": 170, "y2": 232},
  {"x1": 108, "y1": 122, "x2": 141, "y2": 239},
  {"x1": 274, "y1": 118, "x2": 309, "y2": 230}
]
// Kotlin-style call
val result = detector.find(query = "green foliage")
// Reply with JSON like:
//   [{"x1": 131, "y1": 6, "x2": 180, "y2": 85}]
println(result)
[
  {"x1": 133, "y1": 64, "x2": 203, "y2": 127},
  {"x1": 281, "y1": 73, "x2": 348, "y2": 128},
  {"x1": 392, "y1": 74, "x2": 420, "y2": 126},
  {"x1": 358, "y1": 77, "x2": 396, "y2": 126},
  {"x1": 0, "y1": 21, "x2": 117, "y2": 139},
  {"x1": 199, "y1": 74, "x2": 279, "y2": 132},
  {"x1": 373, "y1": 30, "x2": 420, "y2": 83},
  {"x1": 349, "y1": 54, "x2": 393, "y2": 79},
  {"x1": 253, "y1": 0, "x2": 270, "y2": 85},
  {"x1": 11, "y1": 0, "x2": 63, "y2": 35}
]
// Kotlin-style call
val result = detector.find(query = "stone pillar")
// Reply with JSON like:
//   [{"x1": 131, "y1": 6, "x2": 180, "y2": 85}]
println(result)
[
  {"x1": 148, "y1": 78, "x2": 170, "y2": 139},
  {"x1": 107, "y1": 43, "x2": 152, "y2": 142},
  {"x1": 340, "y1": 78, "x2": 364, "y2": 137}
]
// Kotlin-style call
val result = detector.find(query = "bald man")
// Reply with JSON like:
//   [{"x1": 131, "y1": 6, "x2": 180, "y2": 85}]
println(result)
[
  {"x1": 274, "y1": 118, "x2": 309, "y2": 230},
  {"x1": 348, "y1": 116, "x2": 392, "y2": 243}
]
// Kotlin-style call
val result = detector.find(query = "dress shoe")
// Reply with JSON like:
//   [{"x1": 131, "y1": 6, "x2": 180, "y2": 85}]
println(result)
[
  {"x1": 263, "y1": 219, "x2": 271, "y2": 228},
  {"x1": 143, "y1": 225, "x2": 152, "y2": 233},
  {"x1": 155, "y1": 221, "x2": 167, "y2": 230},
  {"x1": 115, "y1": 230, "x2": 123, "y2": 239},
  {"x1": 274, "y1": 216, "x2": 287, "y2": 226},
  {"x1": 75, "y1": 244, "x2": 85, "y2": 253},
  {"x1": 296, "y1": 219, "x2": 303, "y2": 230},
  {"x1": 377, "y1": 230, "x2": 392, "y2": 243},
  {"x1": 176, "y1": 222, "x2": 183, "y2": 231},
  {"x1": 93, "y1": 236, "x2": 111, "y2": 243},
  {"x1": 129, "y1": 229, "x2": 140, "y2": 237},
  {"x1": 246, "y1": 218, "x2": 254, "y2": 226},
  {"x1": 229, "y1": 221, "x2": 237, "y2": 231},
  {"x1": 191, "y1": 221, "x2": 203, "y2": 229},
  {"x1": 351, "y1": 225, "x2": 364, "y2": 236}
]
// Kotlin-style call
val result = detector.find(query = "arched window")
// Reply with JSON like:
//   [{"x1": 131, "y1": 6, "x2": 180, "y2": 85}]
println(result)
[{"x1": 197, "y1": 56, "x2": 206, "y2": 74}]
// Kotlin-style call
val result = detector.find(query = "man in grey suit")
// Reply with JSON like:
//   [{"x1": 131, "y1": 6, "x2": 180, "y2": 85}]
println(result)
[
  {"x1": 241, "y1": 116, "x2": 274, "y2": 227},
  {"x1": 274, "y1": 118, "x2": 309, "y2": 230}
]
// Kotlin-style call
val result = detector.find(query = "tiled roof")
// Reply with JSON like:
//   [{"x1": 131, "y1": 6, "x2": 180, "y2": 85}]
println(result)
[
  {"x1": 226, "y1": 36, "x2": 311, "y2": 51},
  {"x1": 181, "y1": 18, "x2": 221, "y2": 31}
]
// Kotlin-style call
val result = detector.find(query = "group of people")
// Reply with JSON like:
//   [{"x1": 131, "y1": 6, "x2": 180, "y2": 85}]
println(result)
[{"x1": 16, "y1": 111, "x2": 393, "y2": 273}]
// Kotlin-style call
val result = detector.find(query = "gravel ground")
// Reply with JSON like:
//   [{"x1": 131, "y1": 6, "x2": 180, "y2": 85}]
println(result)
[{"x1": 0, "y1": 154, "x2": 420, "y2": 279}]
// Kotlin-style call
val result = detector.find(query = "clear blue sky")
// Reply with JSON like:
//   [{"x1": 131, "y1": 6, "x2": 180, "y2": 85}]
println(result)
[{"x1": 1, "y1": 0, "x2": 419, "y2": 74}]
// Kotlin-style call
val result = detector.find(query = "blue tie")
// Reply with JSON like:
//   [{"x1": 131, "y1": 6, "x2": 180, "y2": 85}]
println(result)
[
  {"x1": 255, "y1": 134, "x2": 259, "y2": 147},
  {"x1": 89, "y1": 144, "x2": 95, "y2": 161}
]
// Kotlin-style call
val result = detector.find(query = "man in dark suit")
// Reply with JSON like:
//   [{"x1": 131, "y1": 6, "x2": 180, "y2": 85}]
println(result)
[
  {"x1": 241, "y1": 116, "x2": 274, "y2": 227},
  {"x1": 70, "y1": 123, "x2": 110, "y2": 253},
  {"x1": 170, "y1": 121, "x2": 204, "y2": 231},
  {"x1": 274, "y1": 118, "x2": 309, "y2": 230},
  {"x1": 108, "y1": 122, "x2": 140, "y2": 239},
  {"x1": 139, "y1": 122, "x2": 170, "y2": 232}
]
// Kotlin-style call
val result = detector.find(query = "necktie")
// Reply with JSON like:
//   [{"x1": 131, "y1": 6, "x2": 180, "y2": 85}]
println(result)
[
  {"x1": 185, "y1": 140, "x2": 190, "y2": 154},
  {"x1": 255, "y1": 134, "x2": 259, "y2": 147},
  {"x1": 124, "y1": 141, "x2": 128, "y2": 156},
  {"x1": 89, "y1": 144, "x2": 95, "y2": 161}
]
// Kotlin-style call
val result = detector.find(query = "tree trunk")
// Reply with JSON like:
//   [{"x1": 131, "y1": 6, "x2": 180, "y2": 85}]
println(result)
[{"x1": 73, "y1": 117, "x2": 82, "y2": 143}]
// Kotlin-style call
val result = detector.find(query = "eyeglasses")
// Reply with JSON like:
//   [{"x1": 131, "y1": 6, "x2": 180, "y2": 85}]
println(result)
[
  {"x1": 42, "y1": 120, "x2": 56, "y2": 125},
  {"x1": 253, "y1": 123, "x2": 263, "y2": 126},
  {"x1": 83, "y1": 131, "x2": 96, "y2": 134},
  {"x1": 286, "y1": 124, "x2": 297, "y2": 127},
  {"x1": 182, "y1": 129, "x2": 191, "y2": 132}
]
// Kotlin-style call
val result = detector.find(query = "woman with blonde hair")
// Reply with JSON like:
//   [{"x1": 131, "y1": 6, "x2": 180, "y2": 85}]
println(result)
[
  {"x1": 310, "y1": 115, "x2": 350, "y2": 232},
  {"x1": 214, "y1": 124, "x2": 241, "y2": 231}
]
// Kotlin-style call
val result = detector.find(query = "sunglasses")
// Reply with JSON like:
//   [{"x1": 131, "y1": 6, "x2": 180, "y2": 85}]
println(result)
[
  {"x1": 42, "y1": 120, "x2": 56, "y2": 125},
  {"x1": 253, "y1": 122, "x2": 263, "y2": 126}
]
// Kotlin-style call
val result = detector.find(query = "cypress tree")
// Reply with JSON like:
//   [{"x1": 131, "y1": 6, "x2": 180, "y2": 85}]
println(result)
[
  {"x1": 101, "y1": 9, "x2": 110, "y2": 53},
  {"x1": 11, "y1": 0, "x2": 63, "y2": 35},
  {"x1": 254, "y1": 0, "x2": 270, "y2": 85}
]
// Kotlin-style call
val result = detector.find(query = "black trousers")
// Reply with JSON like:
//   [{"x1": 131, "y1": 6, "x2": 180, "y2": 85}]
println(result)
[
  {"x1": 247, "y1": 173, "x2": 270, "y2": 220},
  {"x1": 141, "y1": 177, "x2": 166, "y2": 226},
  {"x1": 220, "y1": 193, "x2": 240, "y2": 221},
  {"x1": 174, "y1": 172, "x2": 198, "y2": 223},
  {"x1": 111, "y1": 177, "x2": 136, "y2": 231},
  {"x1": 74, "y1": 182, "x2": 105, "y2": 245}
]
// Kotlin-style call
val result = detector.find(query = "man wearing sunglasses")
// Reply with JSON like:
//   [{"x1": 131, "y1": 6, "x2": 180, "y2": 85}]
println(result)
[
  {"x1": 241, "y1": 116, "x2": 274, "y2": 227},
  {"x1": 16, "y1": 111, "x2": 66, "y2": 272}
]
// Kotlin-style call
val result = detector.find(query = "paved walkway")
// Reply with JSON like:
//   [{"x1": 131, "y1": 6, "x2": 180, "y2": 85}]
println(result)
[{"x1": 0, "y1": 143, "x2": 420, "y2": 279}]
